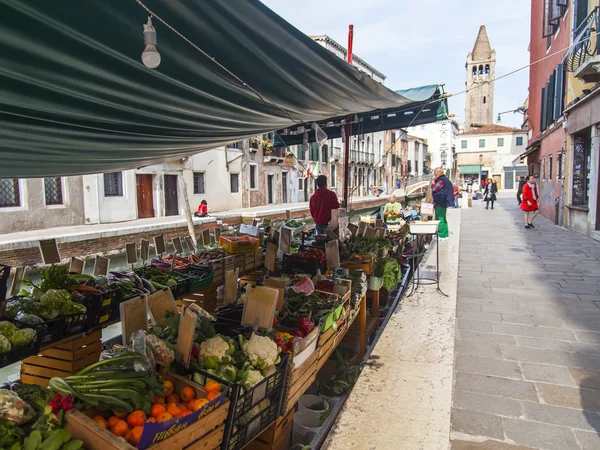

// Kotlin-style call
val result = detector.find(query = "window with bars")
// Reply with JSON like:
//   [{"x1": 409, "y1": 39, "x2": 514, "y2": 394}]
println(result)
[
  {"x1": 0, "y1": 178, "x2": 20, "y2": 208},
  {"x1": 193, "y1": 172, "x2": 205, "y2": 194},
  {"x1": 104, "y1": 172, "x2": 123, "y2": 197},
  {"x1": 44, "y1": 177, "x2": 63, "y2": 205},
  {"x1": 230, "y1": 173, "x2": 240, "y2": 193}
]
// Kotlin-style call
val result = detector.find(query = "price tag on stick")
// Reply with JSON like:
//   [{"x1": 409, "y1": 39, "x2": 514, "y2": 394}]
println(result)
[
  {"x1": 93, "y1": 256, "x2": 110, "y2": 276},
  {"x1": 172, "y1": 237, "x2": 184, "y2": 255},
  {"x1": 325, "y1": 240, "x2": 340, "y2": 269},
  {"x1": 279, "y1": 227, "x2": 292, "y2": 254},
  {"x1": 9, "y1": 267, "x2": 25, "y2": 298},
  {"x1": 153, "y1": 235, "x2": 166, "y2": 257},
  {"x1": 202, "y1": 229, "x2": 211, "y2": 247},
  {"x1": 185, "y1": 236, "x2": 196, "y2": 253},
  {"x1": 125, "y1": 243, "x2": 137, "y2": 265},
  {"x1": 265, "y1": 242, "x2": 277, "y2": 272},
  {"x1": 69, "y1": 257, "x2": 85, "y2": 274},
  {"x1": 140, "y1": 239, "x2": 150, "y2": 263},
  {"x1": 242, "y1": 286, "x2": 278, "y2": 330},
  {"x1": 38, "y1": 239, "x2": 61, "y2": 265},
  {"x1": 348, "y1": 223, "x2": 359, "y2": 236},
  {"x1": 214, "y1": 228, "x2": 221, "y2": 243},
  {"x1": 176, "y1": 309, "x2": 197, "y2": 368},
  {"x1": 357, "y1": 222, "x2": 367, "y2": 236}
]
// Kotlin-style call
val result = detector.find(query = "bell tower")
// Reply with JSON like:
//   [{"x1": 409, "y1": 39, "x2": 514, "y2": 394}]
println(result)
[{"x1": 465, "y1": 24, "x2": 496, "y2": 130}]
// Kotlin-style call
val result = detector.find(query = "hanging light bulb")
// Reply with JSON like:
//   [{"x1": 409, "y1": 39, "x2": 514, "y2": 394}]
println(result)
[{"x1": 142, "y1": 16, "x2": 161, "y2": 69}]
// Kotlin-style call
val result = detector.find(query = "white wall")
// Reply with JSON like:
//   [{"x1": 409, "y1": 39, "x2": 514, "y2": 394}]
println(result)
[
  {"x1": 98, "y1": 171, "x2": 137, "y2": 223},
  {"x1": 408, "y1": 120, "x2": 459, "y2": 170},
  {"x1": 188, "y1": 149, "x2": 243, "y2": 213}
]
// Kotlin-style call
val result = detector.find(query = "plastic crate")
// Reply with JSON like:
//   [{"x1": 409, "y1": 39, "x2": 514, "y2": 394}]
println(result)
[
  {"x1": 282, "y1": 254, "x2": 325, "y2": 277},
  {"x1": 13, "y1": 315, "x2": 66, "y2": 347},
  {"x1": 169, "y1": 277, "x2": 190, "y2": 299},
  {"x1": 63, "y1": 312, "x2": 87, "y2": 335},
  {"x1": 225, "y1": 389, "x2": 282, "y2": 450},
  {"x1": 85, "y1": 305, "x2": 113, "y2": 329},
  {"x1": 0, "y1": 321, "x2": 40, "y2": 370},
  {"x1": 219, "y1": 236, "x2": 260, "y2": 254},
  {"x1": 184, "y1": 264, "x2": 214, "y2": 291},
  {"x1": 83, "y1": 290, "x2": 115, "y2": 310}
]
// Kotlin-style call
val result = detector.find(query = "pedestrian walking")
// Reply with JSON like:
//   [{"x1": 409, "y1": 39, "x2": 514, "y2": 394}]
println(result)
[
  {"x1": 431, "y1": 167, "x2": 454, "y2": 240},
  {"x1": 516, "y1": 176, "x2": 526, "y2": 204},
  {"x1": 521, "y1": 175, "x2": 539, "y2": 229},
  {"x1": 453, "y1": 184, "x2": 461, "y2": 208},
  {"x1": 483, "y1": 179, "x2": 497, "y2": 209}
]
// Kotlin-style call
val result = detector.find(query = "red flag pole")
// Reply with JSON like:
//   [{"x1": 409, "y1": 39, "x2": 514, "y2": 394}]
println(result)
[{"x1": 342, "y1": 25, "x2": 354, "y2": 208}]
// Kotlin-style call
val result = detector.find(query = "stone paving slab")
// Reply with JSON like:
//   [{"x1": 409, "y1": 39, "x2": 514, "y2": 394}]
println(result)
[{"x1": 451, "y1": 193, "x2": 600, "y2": 449}]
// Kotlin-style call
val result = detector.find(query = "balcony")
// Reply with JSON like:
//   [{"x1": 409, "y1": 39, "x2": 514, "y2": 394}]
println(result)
[
  {"x1": 565, "y1": 8, "x2": 600, "y2": 83},
  {"x1": 264, "y1": 146, "x2": 286, "y2": 162},
  {"x1": 350, "y1": 150, "x2": 359, "y2": 162}
]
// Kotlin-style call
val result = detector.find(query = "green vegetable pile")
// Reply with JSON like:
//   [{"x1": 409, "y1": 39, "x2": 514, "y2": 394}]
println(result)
[
  {"x1": 280, "y1": 291, "x2": 341, "y2": 326},
  {"x1": 374, "y1": 259, "x2": 401, "y2": 291},
  {"x1": 135, "y1": 266, "x2": 180, "y2": 289},
  {"x1": 343, "y1": 236, "x2": 393, "y2": 259},
  {"x1": 49, "y1": 353, "x2": 164, "y2": 415},
  {"x1": 20, "y1": 429, "x2": 82, "y2": 450},
  {"x1": 0, "y1": 322, "x2": 36, "y2": 353}
]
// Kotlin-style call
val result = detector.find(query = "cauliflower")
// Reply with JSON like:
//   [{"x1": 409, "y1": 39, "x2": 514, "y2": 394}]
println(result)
[
  {"x1": 239, "y1": 398, "x2": 270, "y2": 425},
  {"x1": 199, "y1": 335, "x2": 235, "y2": 369},
  {"x1": 243, "y1": 370, "x2": 264, "y2": 389},
  {"x1": 242, "y1": 335, "x2": 279, "y2": 370}
]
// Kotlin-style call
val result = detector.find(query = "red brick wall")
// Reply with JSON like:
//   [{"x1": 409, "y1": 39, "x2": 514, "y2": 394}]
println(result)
[{"x1": 1, "y1": 223, "x2": 216, "y2": 267}]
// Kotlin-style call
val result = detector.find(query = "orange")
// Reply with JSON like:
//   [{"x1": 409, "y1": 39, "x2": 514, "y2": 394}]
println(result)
[
  {"x1": 163, "y1": 380, "x2": 174, "y2": 397},
  {"x1": 107, "y1": 416, "x2": 120, "y2": 427},
  {"x1": 156, "y1": 412, "x2": 173, "y2": 423},
  {"x1": 204, "y1": 380, "x2": 221, "y2": 393},
  {"x1": 150, "y1": 404, "x2": 166, "y2": 418},
  {"x1": 207, "y1": 391, "x2": 220, "y2": 401},
  {"x1": 180, "y1": 386, "x2": 195, "y2": 403},
  {"x1": 146, "y1": 417, "x2": 156, "y2": 423},
  {"x1": 111, "y1": 419, "x2": 129, "y2": 437},
  {"x1": 192, "y1": 398, "x2": 209, "y2": 411},
  {"x1": 154, "y1": 396, "x2": 165, "y2": 405},
  {"x1": 167, "y1": 404, "x2": 182, "y2": 418},
  {"x1": 166, "y1": 394, "x2": 181, "y2": 405},
  {"x1": 128, "y1": 426, "x2": 143, "y2": 446},
  {"x1": 92, "y1": 416, "x2": 108, "y2": 429},
  {"x1": 187, "y1": 399, "x2": 196, "y2": 410},
  {"x1": 113, "y1": 410, "x2": 128, "y2": 419},
  {"x1": 179, "y1": 408, "x2": 192, "y2": 417},
  {"x1": 127, "y1": 410, "x2": 146, "y2": 428}
]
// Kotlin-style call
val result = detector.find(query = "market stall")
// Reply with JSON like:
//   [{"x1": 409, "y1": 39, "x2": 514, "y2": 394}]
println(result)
[{"x1": 0, "y1": 209, "x2": 419, "y2": 450}]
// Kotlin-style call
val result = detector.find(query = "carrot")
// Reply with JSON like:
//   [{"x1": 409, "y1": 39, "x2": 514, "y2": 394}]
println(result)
[{"x1": 73, "y1": 285, "x2": 101, "y2": 293}]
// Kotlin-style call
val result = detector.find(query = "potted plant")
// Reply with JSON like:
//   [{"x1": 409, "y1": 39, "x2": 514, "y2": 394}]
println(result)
[
  {"x1": 263, "y1": 139, "x2": 273, "y2": 155},
  {"x1": 250, "y1": 137, "x2": 259, "y2": 149}
]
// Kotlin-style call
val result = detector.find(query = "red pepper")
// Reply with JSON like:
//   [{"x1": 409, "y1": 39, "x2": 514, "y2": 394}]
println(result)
[
  {"x1": 293, "y1": 329, "x2": 305, "y2": 338},
  {"x1": 299, "y1": 317, "x2": 315, "y2": 335}
]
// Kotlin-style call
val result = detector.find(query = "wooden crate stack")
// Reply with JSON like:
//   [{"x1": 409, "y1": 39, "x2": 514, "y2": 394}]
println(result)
[
  {"x1": 210, "y1": 255, "x2": 235, "y2": 284},
  {"x1": 245, "y1": 408, "x2": 295, "y2": 450},
  {"x1": 20, "y1": 330, "x2": 102, "y2": 387}
]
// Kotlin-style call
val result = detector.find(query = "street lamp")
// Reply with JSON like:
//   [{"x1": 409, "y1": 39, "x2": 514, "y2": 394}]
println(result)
[
  {"x1": 142, "y1": 17, "x2": 161, "y2": 69},
  {"x1": 497, "y1": 106, "x2": 527, "y2": 123}
]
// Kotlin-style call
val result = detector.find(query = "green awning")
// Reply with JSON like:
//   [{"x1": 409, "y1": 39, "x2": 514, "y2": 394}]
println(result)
[
  {"x1": 0, "y1": 0, "x2": 446, "y2": 178},
  {"x1": 459, "y1": 165, "x2": 483, "y2": 175}
]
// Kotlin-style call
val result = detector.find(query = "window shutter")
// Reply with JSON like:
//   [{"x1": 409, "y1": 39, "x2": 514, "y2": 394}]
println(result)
[
  {"x1": 541, "y1": 85, "x2": 547, "y2": 131},
  {"x1": 547, "y1": 74, "x2": 555, "y2": 125},
  {"x1": 554, "y1": 64, "x2": 564, "y2": 118}
]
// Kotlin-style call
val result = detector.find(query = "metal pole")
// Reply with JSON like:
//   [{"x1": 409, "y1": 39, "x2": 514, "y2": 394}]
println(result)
[{"x1": 342, "y1": 25, "x2": 354, "y2": 208}]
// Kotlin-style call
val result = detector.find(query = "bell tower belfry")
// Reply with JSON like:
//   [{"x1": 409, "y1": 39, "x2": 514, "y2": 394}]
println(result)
[{"x1": 465, "y1": 24, "x2": 496, "y2": 130}]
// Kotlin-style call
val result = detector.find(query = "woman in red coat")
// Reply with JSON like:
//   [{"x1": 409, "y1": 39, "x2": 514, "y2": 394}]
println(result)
[{"x1": 520, "y1": 175, "x2": 539, "y2": 229}]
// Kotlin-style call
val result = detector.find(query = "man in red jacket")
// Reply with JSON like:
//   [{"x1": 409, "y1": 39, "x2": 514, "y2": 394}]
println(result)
[{"x1": 310, "y1": 175, "x2": 340, "y2": 234}]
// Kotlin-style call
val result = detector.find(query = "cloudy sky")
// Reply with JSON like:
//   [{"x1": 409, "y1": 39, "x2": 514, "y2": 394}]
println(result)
[{"x1": 261, "y1": 0, "x2": 530, "y2": 128}]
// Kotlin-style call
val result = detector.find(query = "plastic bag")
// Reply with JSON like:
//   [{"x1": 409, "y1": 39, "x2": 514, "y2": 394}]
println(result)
[
  {"x1": 15, "y1": 313, "x2": 44, "y2": 325},
  {"x1": 146, "y1": 334, "x2": 174, "y2": 364},
  {"x1": 100, "y1": 330, "x2": 156, "y2": 374},
  {"x1": 0, "y1": 389, "x2": 35, "y2": 424}
]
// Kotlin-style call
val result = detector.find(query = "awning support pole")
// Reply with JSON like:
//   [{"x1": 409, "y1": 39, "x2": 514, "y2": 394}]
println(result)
[{"x1": 342, "y1": 24, "x2": 354, "y2": 208}]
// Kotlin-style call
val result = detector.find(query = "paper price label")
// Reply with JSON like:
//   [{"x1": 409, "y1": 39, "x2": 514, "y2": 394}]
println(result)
[
  {"x1": 38, "y1": 239, "x2": 61, "y2": 265},
  {"x1": 172, "y1": 237, "x2": 184, "y2": 254},
  {"x1": 126, "y1": 243, "x2": 138, "y2": 265},
  {"x1": 185, "y1": 236, "x2": 196, "y2": 253},
  {"x1": 69, "y1": 257, "x2": 85, "y2": 274},
  {"x1": 202, "y1": 229, "x2": 211, "y2": 247},
  {"x1": 153, "y1": 235, "x2": 166, "y2": 256},
  {"x1": 140, "y1": 239, "x2": 150, "y2": 262},
  {"x1": 93, "y1": 256, "x2": 110, "y2": 276},
  {"x1": 9, "y1": 267, "x2": 25, "y2": 297}
]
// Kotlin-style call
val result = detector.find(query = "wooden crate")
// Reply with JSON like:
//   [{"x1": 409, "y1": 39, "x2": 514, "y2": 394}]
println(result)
[
  {"x1": 245, "y1": 407, "x2": 295, "y2": 450},
  {"x1": 180, "y1": 283, "x2": 219, "y2": 314},
  {"x1": 65, "y1": 374, "x2": 229, "y2": 450},
  {"x1": 21, "y1": 330, "x2": 102, "y2": 387},
  {"x1": 316, "y1": 327, "x2": 336, "y2": 372},
  {"x1": 282, "y1": 348, "x2": 319, "y2": 415}
]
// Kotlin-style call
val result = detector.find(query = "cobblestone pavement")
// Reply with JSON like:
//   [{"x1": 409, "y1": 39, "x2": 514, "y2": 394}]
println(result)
[{"x1": 451, "y1": 193, "x2": 600, "y2": 450}]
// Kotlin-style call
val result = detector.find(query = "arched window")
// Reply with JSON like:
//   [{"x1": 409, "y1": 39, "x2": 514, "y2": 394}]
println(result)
[
  {"x1": 367, "y1": 136, "x2": 371, "y2": 153},
  {"x1": 478, "y1": 65, "x2": 484, "y2": 76},
  {"x1": 472, "y1": 66, "x2": 477, "y2": 77},
  {"x1": 483, "y1": 96, "x2": 486, "y2": 104},
  {"x1": 485, "y1": 64, "x2": 490, "y2": 75}
]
